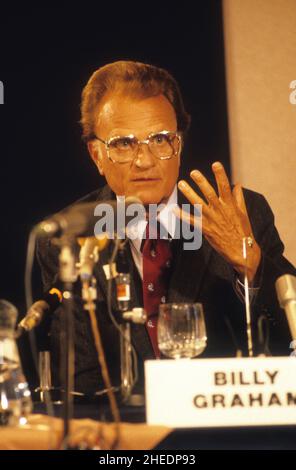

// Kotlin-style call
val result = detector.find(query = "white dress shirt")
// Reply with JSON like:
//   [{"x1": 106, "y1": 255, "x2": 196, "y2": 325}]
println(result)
[
  {"x1": 117, "y1": 186, "x2": 178, "y2": 280},
  {"x1": 116, "y1": 186, "x2": 260, "y2": 301}
]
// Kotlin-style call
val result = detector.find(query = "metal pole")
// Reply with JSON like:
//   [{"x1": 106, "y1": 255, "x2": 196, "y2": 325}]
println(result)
[{"x1": 59, "y1": 240, "x2": 77, "y2": 447}]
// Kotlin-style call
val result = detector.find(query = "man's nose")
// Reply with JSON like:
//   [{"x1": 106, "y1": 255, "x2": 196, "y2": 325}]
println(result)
[{"x1": 134, "y1": 142, "x2": 156, "y2": 169}]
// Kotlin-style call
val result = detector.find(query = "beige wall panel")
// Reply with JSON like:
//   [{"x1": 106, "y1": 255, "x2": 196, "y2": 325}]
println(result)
[{"x1": 223, "y1": 0, "x2": 296, "y2": 265}]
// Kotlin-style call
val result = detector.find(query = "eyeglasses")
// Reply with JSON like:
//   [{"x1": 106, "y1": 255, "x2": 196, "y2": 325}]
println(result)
[{"x1": 94, "y1": 130, "x2": 181, "y2": 163}]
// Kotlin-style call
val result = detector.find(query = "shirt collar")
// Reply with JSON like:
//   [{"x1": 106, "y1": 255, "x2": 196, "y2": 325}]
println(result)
[{"x1": 116, "y1": 185, "x2": 178, "y2": 252}]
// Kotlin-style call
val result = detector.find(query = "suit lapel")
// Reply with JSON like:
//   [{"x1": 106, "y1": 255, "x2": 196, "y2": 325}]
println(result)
[
  {"x1": 92, "y1": 187, "x2": 154, "y2": 360},
  {"x1": 168, "y1": 235, "x2": 213, "y2": 304},
  {"x1": 94, "y1": 237, "x2": 155, "y2": 360},
  {"x1": 167, "y1": 190, "x2": 213, "y2": 303},
  {"x1": 125, "y1": 242, "x2": 156, "y2": 361},
  {"x1": 92, "y1": 185, "x2": 118, "y2": 312}
]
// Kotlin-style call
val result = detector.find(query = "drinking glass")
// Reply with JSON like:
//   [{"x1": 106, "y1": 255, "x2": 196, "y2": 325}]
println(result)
[{"x1": 158, "y1": 303, "x2": 207, "y2": 359}]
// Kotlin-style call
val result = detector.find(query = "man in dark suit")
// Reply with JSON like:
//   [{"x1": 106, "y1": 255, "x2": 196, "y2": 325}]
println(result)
[{"x1": 37, "y1": 60, "x2": 296, "y2": 396}]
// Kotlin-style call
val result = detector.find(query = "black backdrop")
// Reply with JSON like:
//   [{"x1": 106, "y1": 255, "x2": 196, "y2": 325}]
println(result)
[{"x1": 0, "y1": 2, "x2": 230, "y2": 383}]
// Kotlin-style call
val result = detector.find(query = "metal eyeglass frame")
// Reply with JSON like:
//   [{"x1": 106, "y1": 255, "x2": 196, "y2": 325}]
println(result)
[{"x1": 94, "y1": 130, "x2": 182, "y2": 163}]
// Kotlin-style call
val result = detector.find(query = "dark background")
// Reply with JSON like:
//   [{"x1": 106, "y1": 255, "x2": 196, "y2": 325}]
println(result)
[{"x1": 0, "y1": 2, "x2": 230, "y2": 382}]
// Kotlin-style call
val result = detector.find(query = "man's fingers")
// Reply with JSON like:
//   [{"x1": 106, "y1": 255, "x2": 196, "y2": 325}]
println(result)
[
  {"x1": 232, "y1": 184, "x2": 247, "y2": 214},
  {"x1": 212, "y1": 162, "x2": 233, "y2": 203},
  {"x1": 232, "y1": 184, "x2": 253, "y2": 233},
  {"x1": 190, "y1": 169, "x2": 219, "y2": 207},
  {"x1": 173, "y1": 206, "x2": 204, "y2": 232},
  {"x1": 178, "y1": 180, "x2": 210, "y2": 215}
]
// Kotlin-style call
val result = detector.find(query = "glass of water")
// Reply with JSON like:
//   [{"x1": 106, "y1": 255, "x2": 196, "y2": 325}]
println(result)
[
  {"x1": 157, "y1": 303, "x2": 207, "y2": 359},
  {"x1": 0, "y1": 299, "x2": 33, "y2": 426}
]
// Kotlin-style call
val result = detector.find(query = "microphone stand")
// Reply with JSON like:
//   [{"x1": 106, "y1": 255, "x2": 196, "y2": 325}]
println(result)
[
  {"x1": 119, "y1": 318, "x2": 133, "y2": 402},
  {"x1": 79, "y1": 238, "x2": 121, "y2": 449},
  {"x1": 242, "y1": 237, "x2": 254, "y2": 357},
  {"x1": 58, "y1": 236, "x2": 77, "y2": 448},
  {"x1": 120, "y1": 308, "x2": 147, "y2": 406},
  {"x1": 115, "y1": 243, "x2": 147, "y2": 406}
]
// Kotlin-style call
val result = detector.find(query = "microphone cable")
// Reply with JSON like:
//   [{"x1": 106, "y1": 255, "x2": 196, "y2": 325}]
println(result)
[
  {"x1": 24, "y1": 227, "x2": 56, "y2": 427},
  {"x1": 257, "y1": 314, "x2": 271, "y2": 356},
  {"x1": 107, "y1": 238, "x2": 139, "y2": 392}
]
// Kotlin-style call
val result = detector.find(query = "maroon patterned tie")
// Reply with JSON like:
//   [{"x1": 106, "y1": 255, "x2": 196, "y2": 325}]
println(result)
[{"x1": 142, "y1": 222, "x2": 173, "y2": 358}]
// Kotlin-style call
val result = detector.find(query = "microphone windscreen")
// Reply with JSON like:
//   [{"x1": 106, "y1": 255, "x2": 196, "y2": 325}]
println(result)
[{"x1": 275, "y1": 274, "x2": 296, "y2": 307}]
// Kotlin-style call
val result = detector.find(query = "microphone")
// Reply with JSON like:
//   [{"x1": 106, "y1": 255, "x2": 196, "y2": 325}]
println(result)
[
  {"x1": 78, "y1": 236, "x2": 109, "y2": 281},
  {"x1": 115, "y1": 243, "x2": 131, "y2": 313},
  {"x1": 275, "y1": 274, "x2": 296, "y2": 341},
  {"x1": 16, "y1": 288, "x2": 63, "y2": 337},
  {"x1": 35, "y1": 197, "x2": 144, "y2": 238}
]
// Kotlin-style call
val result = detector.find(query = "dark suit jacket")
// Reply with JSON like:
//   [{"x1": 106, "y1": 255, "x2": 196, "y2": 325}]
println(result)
[{"x1": 36, "y1": 185, "x2": 296, "y2": 395}]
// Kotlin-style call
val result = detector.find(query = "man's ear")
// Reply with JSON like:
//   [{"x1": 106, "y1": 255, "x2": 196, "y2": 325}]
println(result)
[{"x1": 87, "y1": 140, "x2": 104, "y2": 176}]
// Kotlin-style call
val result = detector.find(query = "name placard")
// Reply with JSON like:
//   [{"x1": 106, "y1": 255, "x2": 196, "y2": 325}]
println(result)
[{"x1": 145, "y1": 357, "x2": 296, "y2": 428}]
